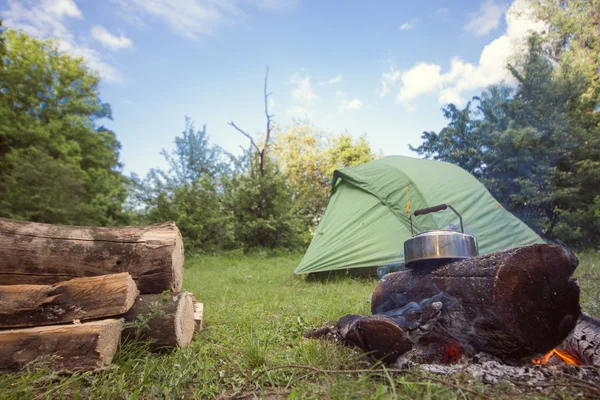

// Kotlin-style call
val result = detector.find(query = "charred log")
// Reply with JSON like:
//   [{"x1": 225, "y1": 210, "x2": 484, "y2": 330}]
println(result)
[
  {"x1": 371, "y1": 244, "x2": 580, "y2": 361},
  {"x1": 559, "y1": 313, "x2": 600, "y2": 367},
  {"x1": 309, "y1": 245, "x2": 581, "y2": 364}
]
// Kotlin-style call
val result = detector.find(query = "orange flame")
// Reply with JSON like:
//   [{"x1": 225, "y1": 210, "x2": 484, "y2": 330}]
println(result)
[{"x1": 532, "y1": 349, "x2": 583, "y2": 366}]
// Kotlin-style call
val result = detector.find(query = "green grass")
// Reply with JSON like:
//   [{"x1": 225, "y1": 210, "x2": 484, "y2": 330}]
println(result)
[{"x1": 1, "y1": 251, "x2": 599, "y2": 399}]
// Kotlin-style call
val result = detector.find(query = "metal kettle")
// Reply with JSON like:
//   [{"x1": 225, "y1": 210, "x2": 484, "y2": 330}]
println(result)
[{"x1": 403, "y1": 204, "x2": 479, "y2": 269}]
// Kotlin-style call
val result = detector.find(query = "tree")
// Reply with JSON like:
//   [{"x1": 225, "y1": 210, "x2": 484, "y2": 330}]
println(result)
[
  {"x1": 409, "y1": 102, "x2": 485, "y2": 178},
  {"x1": 411, "y1": 34, "x2": 600, "y2": 246},
  {"x1": 326, "y1": 133, "x2": 377, "y2": 177},
  {"x1": 0, "y1": 28, "x2": 128, "y2": 225},
  {"x1": 532, "y1": 0, "x2": 600, "y2": 103},
  {"x1": 136, "y1": 118, "x2": 233, "y2": 252},
  {"x1": 273, "y1": 123, "x2": 377, "y2": 243},
  {"x1": 226, "y1": 68, "x2": 300, "y2": 250}
]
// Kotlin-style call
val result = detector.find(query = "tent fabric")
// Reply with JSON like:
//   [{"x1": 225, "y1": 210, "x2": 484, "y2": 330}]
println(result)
[{"x1": 294, "y1": 156, "x2": 545, "y2": 275}]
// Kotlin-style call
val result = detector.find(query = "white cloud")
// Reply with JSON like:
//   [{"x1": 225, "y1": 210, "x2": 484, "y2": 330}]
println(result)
[
  {"x1": 377, "y1": 63, "x2": 401, "y2": 97},
  {"x1": 399, "y1": 18, "x2": 419, "y2": 31},
  {"x1": 91, "y1": 25, "x2": 133, "y2": 51},
  {"x1": 117, "y1": 0, "x2": 294, "y2": 41},
  {"x1": 43, "y1": 0, "x2": 82, "y2": 19},
  {"x1": 334, "y1": 91, "x2": 362, "y2": 113},
  {"x1": 289, "y1": 74, "x2": 319, "y2": 103},
  {"x1": 465, "y1": 0, "x2": 506, "y2": 37},
  {"x1": 437, "y1": 7, "x2": 449, "y2": 16},
  {"x1": 390, "y1": 0, "x2": 545, "y2": 107},
  {"x1": 338, "y1": 98, "x2": 363, "y2": 113},
  {"x1": 318, "y1": 74, "x2": 342, "y2": 85},
  {"x1": 1, "y1": 0, "x2": 122, "y2": 83},
  {"x1": 396, "y1": 63, "x2": 442, "y2": 103},
  {"x1": 286, "y1": 74, "x2": 320, "y2": 117},
  {"x1": 250, "y1": 0, "x2": 297, "y2": 11}
]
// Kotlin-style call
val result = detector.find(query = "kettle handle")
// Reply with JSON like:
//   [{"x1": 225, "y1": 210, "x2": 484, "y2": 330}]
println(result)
[
  {"x1": 410, "y1": 204, "x2": 464, "y2": 236},
  {"x1": 413, "y1": 204, "x2": 448, "y2": 216}
]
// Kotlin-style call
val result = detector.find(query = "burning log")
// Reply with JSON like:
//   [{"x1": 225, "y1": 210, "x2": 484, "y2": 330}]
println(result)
[
  {"x1": 0, "y1": 319, "x2": 123, "y2": 373},
  {"x1": 122, "y1": 292, "x2": 196, "y2": 349},
  {"x1": 0, "y1": 218, "x2": 184, "y2": 294},
  {"x1": 0, "y1": 273, "x2": 138, "y2": 328},
  {"x1": 557, "y1": 313, "x2": 600, "y2": 367},
  {"x1": 371, "y1": 244, "x2": 581, "y2": 362},
  {"x1": 311, "y1": 245, "x2": 581, "y2": 365}
]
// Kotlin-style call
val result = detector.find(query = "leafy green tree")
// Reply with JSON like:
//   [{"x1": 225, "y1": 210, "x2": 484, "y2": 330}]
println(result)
[
  {"x1": 0, "y1": 28, "x2": 128, "y2": 225},
  {"x1": 273, "y1": 123, "x2": 377, "y2": 244},
  {"x1": 223, "y1": 151, "x2": 299, "y2": 250},
  {"x1": 532, "y1": 0, "x2": 600, "y2": 103},
  {"x1": 411, "y1": 35, "x2": 600, "y2": 246},
  {"x1": 326, "y1": 133, "x2": 378, "y2": 177},
  {"x1": 137, "y1": 118, "x2": 233, "y2": 252},
  {"x1": 225, "y1": 68, "x2": 301, "y2": 250}
]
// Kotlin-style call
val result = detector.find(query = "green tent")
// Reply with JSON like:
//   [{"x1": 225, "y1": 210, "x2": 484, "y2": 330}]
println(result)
[{"x1": 294, "y1": 156, "x2": 544, "y2": 275}]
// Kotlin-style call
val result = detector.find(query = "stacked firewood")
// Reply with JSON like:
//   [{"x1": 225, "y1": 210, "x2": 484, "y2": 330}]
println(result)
[{"x1": 0, "y1": 218, "x2": 204, "y2": 374}]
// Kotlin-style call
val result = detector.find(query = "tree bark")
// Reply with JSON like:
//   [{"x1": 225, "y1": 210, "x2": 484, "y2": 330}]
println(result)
[
  {"x1": 371, "y1": 244, "x2": 581, "y2": 361},
  {"x1": 559, "y1": 313, "x2": 600, "y2": 367},
  {"x1": 0, "y1": 319, "x2": 123, "y2": 373},
  {"x1": 0, "y1": 273, "x2": 138, "y2": 328},
  {"x1": 0, "y1": 218, "x2": 184, "y2": 294},
  {"x1": 122, "y1": 292, "x2": 196, "y2": 349}
]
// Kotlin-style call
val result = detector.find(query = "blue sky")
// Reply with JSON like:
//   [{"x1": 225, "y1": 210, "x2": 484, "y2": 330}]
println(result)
[{"x1": 1, "y1": 0, "x2": 543, "y2": 176}]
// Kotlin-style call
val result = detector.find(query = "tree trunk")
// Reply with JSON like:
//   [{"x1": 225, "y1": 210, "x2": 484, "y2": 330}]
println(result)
[
  {"x1": 122, "y1": 292, "x2": 196, "y2": 349},
  {"x1": 371, "y1": 244, "x2": 581, "y2": 361},
  {"x1": 0, "y1": 218, "x2": 184, "y2": 294},
  {"x1": 0, "y1": 319, "x2": 123, "y2": 373},
  {"x1": 0, "y1": 273, "x2": 138, "y2": 328},
  {"x1": 559, "y1": 313, "x2": 600, "y2": 367}
]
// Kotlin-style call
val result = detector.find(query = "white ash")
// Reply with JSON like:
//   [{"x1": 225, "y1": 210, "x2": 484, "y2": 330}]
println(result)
[{"x1": 393, "y1": 352, "x2": 600, "y2": 385}]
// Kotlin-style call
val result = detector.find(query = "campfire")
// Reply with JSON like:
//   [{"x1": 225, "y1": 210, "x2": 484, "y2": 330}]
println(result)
[
  {"x1": 532, "y1": 349, "x2": 583, "y2": 366},
  {"x1": 307, "y1": 245, "x2": 600, "y2": 373}
]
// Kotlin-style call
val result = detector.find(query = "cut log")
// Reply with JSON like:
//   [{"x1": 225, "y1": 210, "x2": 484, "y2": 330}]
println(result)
[
  {"x1": 559, "y1": 313, "x2": 600, "y2": 367},
  {"x1": 0, "y1": 218, "x2": 184, "y2": 294},
  {"x1": 0, "y1": 319, "x2": 123, "y2": 373},
  {"x1": 122, "y1": 292, "x2": 196, "y2": 349},
  {"x1": 0, "y1": 273, "x2": 138, "y2": 328},
  {"x1": 194, "y1": 302, "x2": 204, "y2": 331},
  {"x1": 370, "y1": 244, "x2": 580, "y2": 362}
]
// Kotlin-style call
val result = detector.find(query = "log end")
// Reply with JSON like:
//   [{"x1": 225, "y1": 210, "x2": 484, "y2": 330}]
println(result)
[
  {"x1": 175, "y1": 293, "x2": 196, "y2": 348},
  {"x1": 496, "y1": 244, "x2": 581, "y2": 356},
  {"x1": 95, "y1": 319, "x2": 124, "y2": 368},
  {"x1": 172, "y1": 226, "x2": 185, "y2": 293},
  {"x1": 120, "y1": 274, "x2": 140, "y2": 314},
  {"x1": 194, "y1": 302, "x2": 204, "y2": 331},
  {"x1": 139, "y1": 221, "x2": 185, "y2": 293}
]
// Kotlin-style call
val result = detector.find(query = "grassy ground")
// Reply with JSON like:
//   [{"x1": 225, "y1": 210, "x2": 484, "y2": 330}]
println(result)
[{"x1": 1, "y1": 250, "x2": 599, "y2": 399}]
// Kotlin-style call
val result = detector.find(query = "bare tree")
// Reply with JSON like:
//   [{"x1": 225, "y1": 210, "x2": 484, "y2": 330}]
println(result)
[{"x1": 228, "y1": 66, "x2": 274, "y2": 176}]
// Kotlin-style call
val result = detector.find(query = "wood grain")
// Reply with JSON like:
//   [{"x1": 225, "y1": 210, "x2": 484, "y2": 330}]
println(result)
[
  {"x1": 0, "y1": 273, "x2": 138, "y2": 328},
  {"x1": 0, "y1": 319, "x2": 123, "y2": 373},
  {"x1": 0, "y1": 218, "x2": 184, "y2": 293}
]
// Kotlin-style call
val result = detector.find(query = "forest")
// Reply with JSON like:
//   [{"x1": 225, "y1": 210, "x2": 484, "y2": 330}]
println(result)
[{"x1": 0, "y1": 0, "x2": 598, "y2": 253}]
